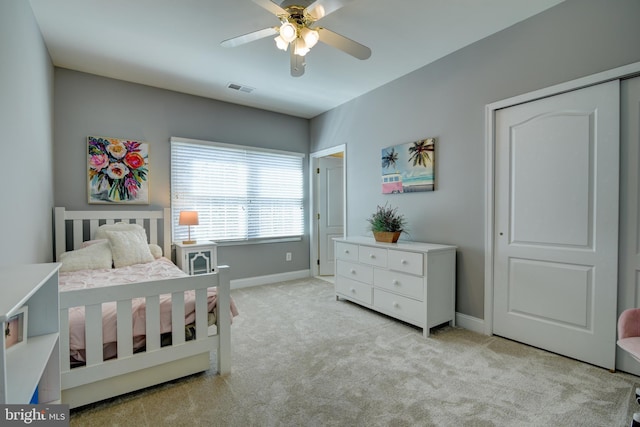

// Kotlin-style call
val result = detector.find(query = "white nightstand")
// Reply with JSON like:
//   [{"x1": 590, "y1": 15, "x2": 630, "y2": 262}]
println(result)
[{"x1": 174, "y1": 241, "x2": 218, "y2": 275}]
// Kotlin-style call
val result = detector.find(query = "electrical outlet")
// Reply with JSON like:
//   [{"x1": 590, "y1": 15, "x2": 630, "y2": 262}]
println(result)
[{"x1": 286, "y1": 252, "x2": 292, "y2": 261}]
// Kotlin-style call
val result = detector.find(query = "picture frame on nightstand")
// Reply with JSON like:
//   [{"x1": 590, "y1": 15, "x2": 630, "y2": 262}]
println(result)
[{"x1": 4, "y1": 306, "x2": 27, "y2": 352}]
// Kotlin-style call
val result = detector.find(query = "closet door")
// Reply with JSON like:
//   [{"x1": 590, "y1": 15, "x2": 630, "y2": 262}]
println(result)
[
  {"x1": 618, "y1": 76, "x2": 640, "y2": 375},
  {"x1": 493, "y1": 80, "x2": 620, "y2": 370}
]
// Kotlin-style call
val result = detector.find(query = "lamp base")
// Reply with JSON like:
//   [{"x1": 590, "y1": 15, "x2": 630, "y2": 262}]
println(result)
[{"x1": 182, "y1": 240, "x2": 197, "y2": 245}]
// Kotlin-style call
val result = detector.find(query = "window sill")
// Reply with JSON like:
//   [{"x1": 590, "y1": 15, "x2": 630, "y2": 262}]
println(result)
[{"x1": 213, "y1": 236, "x2": 303, "y2": 247}]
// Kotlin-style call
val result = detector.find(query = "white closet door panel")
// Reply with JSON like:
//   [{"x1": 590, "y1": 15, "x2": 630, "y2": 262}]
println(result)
[
  {"x1": 494, "y1": 80, "x2": 619, "y2": 370},
  {"x1": 508, "y1": 258, "x2": 591, "y2": 327},
  {"x1": 617, "y1": 75, "x2": 640, "y2": 375},
  {"x1": 511, "y1": 113, "x2": 592, "y2": 247}
]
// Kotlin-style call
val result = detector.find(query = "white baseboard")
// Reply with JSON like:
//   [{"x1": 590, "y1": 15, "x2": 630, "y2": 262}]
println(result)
[
  {"x1": 455, "y1": 312, "x2": 486, "y2": 335},
  {"x1": 230, "y1": 274, "x2": 488, "y2": 337},
  {"x1": 230, "y1": 270, "x2": 311, "y2": 290}
]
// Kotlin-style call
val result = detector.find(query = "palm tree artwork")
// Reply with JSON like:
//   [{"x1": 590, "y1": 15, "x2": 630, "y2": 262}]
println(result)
[
  {"x1": 408, "y1": 138, "x2": 434, "y2": 167},
  {"x1": 381, "y1": 137, "x2": 435, "y2": 194},
  {"x1": 381, "y1": 147, "x2": 399, "y2": 170}
]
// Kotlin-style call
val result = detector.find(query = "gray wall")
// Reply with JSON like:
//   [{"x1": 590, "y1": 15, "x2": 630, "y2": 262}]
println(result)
[
  {"x1": 310, "y1": 0, "x2": 640, "y2": 319},
  {"x1": 53, "y1": 69, "x2": 310, "y2": 280},
  {"x1": 0, "y1": 1, "x2": 54, "y2": 268}
]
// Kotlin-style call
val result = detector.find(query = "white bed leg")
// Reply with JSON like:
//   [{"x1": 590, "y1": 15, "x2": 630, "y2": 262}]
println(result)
[{"x1": 216, "y1": 265, "x2": 231, "y2": 374}]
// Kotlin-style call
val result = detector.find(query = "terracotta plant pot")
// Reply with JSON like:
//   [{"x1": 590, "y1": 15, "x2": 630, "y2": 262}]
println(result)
[{"x1": 373, "y1": 231, "x2": 401, "y2": 243}]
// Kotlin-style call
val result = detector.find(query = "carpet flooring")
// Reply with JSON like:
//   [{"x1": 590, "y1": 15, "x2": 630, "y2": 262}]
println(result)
[{"x1": 69, "y1": 276, "x2": 640, "y2": 426}]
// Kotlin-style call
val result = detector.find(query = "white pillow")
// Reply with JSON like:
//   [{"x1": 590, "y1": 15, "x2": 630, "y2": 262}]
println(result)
[
  {"x1": 85, "y1": 238, "x2": 162, "y2": 258},
  {"x1": 81, "y1": 239, "x2": 109, "y2": 248},
  {"x1": 148, "y1": 243, "x2": 163, "y2": 259},
  {"x1": 59, "y1": 240, "x2": 113, "y2": 272},
  {"x1": 105, "y1": 229, "x2": 154, "y2": 268},
  {"x1": 95, "y1": 222, "x2": 147, "y2": 242}
]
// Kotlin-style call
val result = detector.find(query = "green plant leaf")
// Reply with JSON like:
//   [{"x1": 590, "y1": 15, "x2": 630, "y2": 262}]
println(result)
[{"x1": 367, "y1": 203, "x2": 406, "y2": 232}]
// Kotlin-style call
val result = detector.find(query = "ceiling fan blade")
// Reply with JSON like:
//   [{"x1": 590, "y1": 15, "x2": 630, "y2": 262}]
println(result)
[
  {"x1": 290, "y1": 49, "x2": 305, "y2": 77},
  {"x1": 252, "y1": 0, "x2": 288, "y2": 17},
  {"x1": 305, "y1": 0, "x2": 354, "y2": 20},
  {"x1": 221, "y1": 27, "x2": 278, "y2": 48},
  {"x1": 318, "y1": 28, "x2": 371, "y2": 60}
]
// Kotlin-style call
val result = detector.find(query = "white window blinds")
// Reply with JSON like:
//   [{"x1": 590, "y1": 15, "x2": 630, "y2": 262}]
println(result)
[{"x1": 170, "y1": 138, "x2": 304, "y2": 243}]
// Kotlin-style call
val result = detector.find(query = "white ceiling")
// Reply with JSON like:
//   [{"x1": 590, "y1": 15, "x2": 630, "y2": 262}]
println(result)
[{"x1": 28, "y1": 0, "x2": 564, "y2": 119}]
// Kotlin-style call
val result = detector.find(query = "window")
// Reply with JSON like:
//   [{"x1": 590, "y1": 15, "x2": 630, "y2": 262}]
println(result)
[{"x1": 170, "y1": 137, "x2": 304, "y2": 243}]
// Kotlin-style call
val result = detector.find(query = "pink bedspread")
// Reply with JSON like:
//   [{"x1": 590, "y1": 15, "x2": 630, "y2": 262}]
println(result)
[{"x1": 59, "y1": 257, "x2": 238, "y2": 363}]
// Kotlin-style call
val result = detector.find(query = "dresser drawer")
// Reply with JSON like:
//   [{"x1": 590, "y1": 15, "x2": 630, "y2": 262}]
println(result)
[
  {"x1": 336, "y1": 276, "x2": 373, "y2": 305},
  {"x1": 359, "y1": 245, "x2": 387, "y2": 268},
  {"x1": 373, "y1": 289, "x2": 423, "y2": 326},
  {"x1": 336, "y1": 241, "x2": 358, "y2": 262},
  {"x1": 388, "y1": 249, "x2": 423, "y2": 276},
  {"x1": 374, "y1": 269, "x2": 424, "y2": 301},
  {"x1": 336, "y1": 260, "x2": 373, "y2": 284}
]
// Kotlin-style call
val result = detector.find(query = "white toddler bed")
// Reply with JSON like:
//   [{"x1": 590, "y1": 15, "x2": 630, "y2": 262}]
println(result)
[{"x1": 53, "y1": 207, "x2": 234, "y2": 409}]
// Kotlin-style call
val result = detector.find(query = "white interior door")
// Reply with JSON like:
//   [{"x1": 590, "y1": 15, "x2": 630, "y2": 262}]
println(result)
[
  {"x1": 493, "y1": 80, "x2": 620, "y2": 370},
  {"x1": 618, "y1": 76, "x2": 640, "y2": 375},
  {"x1": 318, "y1": 156, "x2": 344, "y2": 275}
]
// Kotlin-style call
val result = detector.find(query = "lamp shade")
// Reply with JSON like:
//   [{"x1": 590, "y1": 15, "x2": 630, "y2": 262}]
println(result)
[
  {"x1": 300, "y1": 27, "x2": 319, "y2": 49},
  {"x1": 274, "y1": 35, "x2": 288, "y2": 51},
  {"x1": 279, "y1": 22, "x2": 297, "y2": 43},
  {"x1": 294, "y1": 38, "x2": 310, "y2": 56},
  {"x1": 179, "y1": 211, "x2": 199, "y2": 226}
]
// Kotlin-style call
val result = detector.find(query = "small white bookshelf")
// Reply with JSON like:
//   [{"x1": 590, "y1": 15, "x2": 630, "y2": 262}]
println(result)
[{"x1": 0, "y1": 263, "x2": 61, "y2": 404}]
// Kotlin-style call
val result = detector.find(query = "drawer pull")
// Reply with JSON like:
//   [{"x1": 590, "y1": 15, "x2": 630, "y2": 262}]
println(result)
[
  {"x1": 344, "y1": 249, "x2": 350, "y2": 254},
  {"x1": 350, "y1": 269, "x2": 356, "y2": 274},
  {"x1": 392, "y1": 280, "x2": 399, "y2": 286},
  {"x1": 350, "y1": 287, "x2": 356, "y2": 293},
  {"x1": 401, "y1": 259, "x2": 407, "y2": 264},
  {"x1": 369, "y1": 254, "x2": 375, "y2": 259},
  {"x1": 393, "y1": 302, "x2": 400, "y2": 308}
]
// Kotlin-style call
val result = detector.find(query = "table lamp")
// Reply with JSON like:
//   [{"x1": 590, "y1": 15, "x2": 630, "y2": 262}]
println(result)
[{"x1": 179, "y1": 211, "x2": 199, "y2": 244}]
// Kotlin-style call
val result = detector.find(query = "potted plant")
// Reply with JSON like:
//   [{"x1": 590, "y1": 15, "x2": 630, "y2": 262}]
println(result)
[{"x1": 367, "y1": 203, "x2": 406, "y2": 243}]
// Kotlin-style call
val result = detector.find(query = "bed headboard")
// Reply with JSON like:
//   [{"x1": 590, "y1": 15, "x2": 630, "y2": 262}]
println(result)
[{"x1": 54, "y1": 207, "x2": 171, "y2": 261}]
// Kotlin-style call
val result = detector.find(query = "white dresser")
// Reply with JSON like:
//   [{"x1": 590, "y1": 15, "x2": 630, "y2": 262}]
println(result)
[{"x1": 334, "y1": 237, "x2": 456, "y2": 337}]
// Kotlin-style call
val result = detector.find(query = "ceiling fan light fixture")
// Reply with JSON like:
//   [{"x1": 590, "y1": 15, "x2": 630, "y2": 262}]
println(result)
[
  {"x1": 279, "y1": 22, "x2": 297, "y2": 43},
  {"x1": 274, "y1": 35, "x2": 288, "y2": 51},
  {"x1": 221, "y1": 0, "x2": 372, "y2": 77},
  {"x1": 300, "y1": 27, "x2": 319, "y2": 49},
  {"x1": 293, "y1": 38, "x2": 310, "y2": 57}
]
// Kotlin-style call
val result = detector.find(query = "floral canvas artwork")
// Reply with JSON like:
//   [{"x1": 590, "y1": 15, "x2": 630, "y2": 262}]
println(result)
[
  {"x1": 381, "y1": 138, "x2": 435, "y2": 194},
  {"x1": 88, "y1": 136, "x2": 149, "y2": 204}
]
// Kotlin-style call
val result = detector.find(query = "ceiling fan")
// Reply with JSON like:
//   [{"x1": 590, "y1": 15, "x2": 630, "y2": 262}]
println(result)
[{"x1": 221, "y1": 0, "x2": 371, "y2": 77}]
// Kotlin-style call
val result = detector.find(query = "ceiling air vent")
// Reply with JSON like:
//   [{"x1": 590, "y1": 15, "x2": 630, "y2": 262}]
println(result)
[{"x1": 227, "y1": 82, "x2": 254, "y2": 94}]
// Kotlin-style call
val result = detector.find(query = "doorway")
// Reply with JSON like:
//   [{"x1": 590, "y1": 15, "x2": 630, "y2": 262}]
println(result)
[
  {"x1": 493, "y1": 81, "x2": 619, "y2": 370},
  {"x1": 310, "y1": 145, "x2": 346, "y2": 277},
  {"x1": 485, "y1": 61, "x2": 640, "y2": 371}
]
